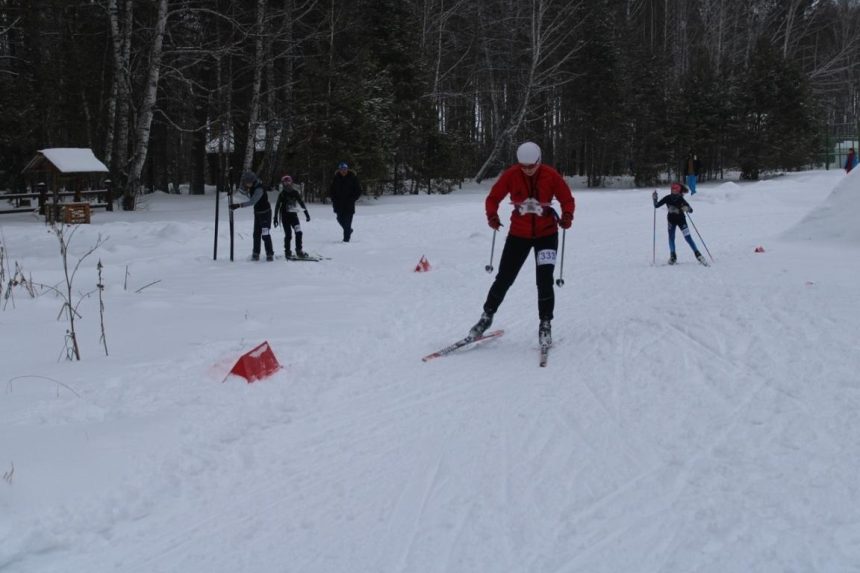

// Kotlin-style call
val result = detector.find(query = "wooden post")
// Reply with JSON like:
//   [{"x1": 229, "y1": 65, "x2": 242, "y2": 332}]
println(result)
[
  {"x1": 52, "y1": 180, "x2": 61, "y2": 223},
  {"x1": 37, "y1": 182, "x2": 47, "y2": 215},
  {"x1": 104, "y1": 179, "x2": 113, "y2": 211}
]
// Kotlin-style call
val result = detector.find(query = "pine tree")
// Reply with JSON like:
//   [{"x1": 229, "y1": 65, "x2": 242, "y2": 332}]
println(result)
[{"x1": 735, "y1": 37, "x2": 820, "y2": 179}]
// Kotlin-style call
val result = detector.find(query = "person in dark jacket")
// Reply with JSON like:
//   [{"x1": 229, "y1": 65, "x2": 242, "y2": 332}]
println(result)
[
  {"x1": 230, "y1": 170, "x2": 274, "y2": 261},
  {"x1": 468, "y1": 141, "x2": 575, "y2": 349},
  {"x1": 683, "y1": 151, "x2": 701, "y2": 195},
  {"x1": 845, "y1": 147, "x2": 857, "y2": 173},
  {"x1": 328, "y1": 162, "x2": 362, "y2": 242},
  {"x1": 652, "y1": 183, "x2": 706, "y2": 266},
  {"x1": 274, "y1": 174, "x2": 311, "y2": 258}
]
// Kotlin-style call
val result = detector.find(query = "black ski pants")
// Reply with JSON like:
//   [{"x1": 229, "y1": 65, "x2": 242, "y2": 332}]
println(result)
[
  {"x1": 482, "y1": 233, "x2": 559, "y2": 321},
  {"x1": 253, "y1": 208, "x2": 274, "y2": 257},
  {"x1": 281, "y1": 212, "x2": 303, "y2": 253},
  {"x1": 335, "y1": 211, "x2": 354, "y2": 242}
]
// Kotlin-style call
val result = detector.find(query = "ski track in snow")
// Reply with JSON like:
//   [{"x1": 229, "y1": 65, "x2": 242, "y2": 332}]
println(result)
[{"x1": 2, "y1": 171, "x2": 860, "y2": 572}]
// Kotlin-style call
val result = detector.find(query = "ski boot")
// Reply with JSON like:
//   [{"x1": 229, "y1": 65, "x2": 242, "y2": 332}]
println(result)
[
  {"x1": 295, "y1": 250, "x2": 309, "y2": 259},
  {"x1": 285, "y1": 249, "x2": 293, "y2": 259},
  {"x1": 251, "y1": 253, "x2": 260, "y2": 261},
  {"x1": 468, "y1": 311, "x2": 494, "y2": 340},
  {"x1": 668, "y1": 252, "x2": 677, "y2": 265},
  {"x1": 265, "y1": 253, "x2": 274, "y2": 262},
  {"x1": 694, "y1": 251, "x2": 708, "y2": 266},
  {"x1": 539, "y1": 320, "x2": 552, "y2": 349}
]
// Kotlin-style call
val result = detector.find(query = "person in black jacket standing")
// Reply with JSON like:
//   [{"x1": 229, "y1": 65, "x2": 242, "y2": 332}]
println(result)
[
  {"x1": 274, "y1": 174, "x2": 311, "y2": 258},
  {"x1": 230, "y1": 170, "x2": 275, "y2": 261},
  {"x1": 653, "y1": 182, "x2": 707, "y2": 266},
  {"x1": 329, "y1": 162, "x2": 362, "y2": 242}
]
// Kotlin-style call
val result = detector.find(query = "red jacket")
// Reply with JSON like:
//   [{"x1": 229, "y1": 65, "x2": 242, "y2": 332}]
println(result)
[{"x1": 486, "y1": 164, "x2": 575, "y2": 239}]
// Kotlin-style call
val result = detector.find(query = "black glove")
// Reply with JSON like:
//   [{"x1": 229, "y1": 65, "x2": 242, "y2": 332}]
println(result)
[
  {"x1": 682, "y1": 205, "x2": 692, "y2": 213},
  {"x1": 229, "y1": 203, "x2": 239, "y2": 211},
  {"x1": 487, "y1": 214, "x2": 502, "y2": 230},
  {"x1": 304, "y1": 210, "x2": 311, "y2": 222},
  {"x1": 273, "y1": 218, "x2": 279, "y2": 228}
]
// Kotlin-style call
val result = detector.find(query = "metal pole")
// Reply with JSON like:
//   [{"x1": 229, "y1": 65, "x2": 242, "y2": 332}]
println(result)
[
  {"x1": 555, "y1": 229, "x2": 566, "y2": 287},
  {"x1": 228, "y1": 181, "x2": 235, "y2": 262},
  {"x1": 686, "y1": 213, "x2": 714, "y2": 262},
  {"x1": 652, "y1": 202, "x2": 657, "y2": 265},
  {"x1": 213, "y1": 169, "x2": 221, "y2": 261},
  {"x1": 485, "y1": 229, "x2": 497, "y2": 273}
]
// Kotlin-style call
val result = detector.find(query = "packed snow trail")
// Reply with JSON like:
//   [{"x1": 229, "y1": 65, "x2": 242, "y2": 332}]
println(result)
[{"x1": 2, "y1": 171, "x2": 860, "y2": 572}]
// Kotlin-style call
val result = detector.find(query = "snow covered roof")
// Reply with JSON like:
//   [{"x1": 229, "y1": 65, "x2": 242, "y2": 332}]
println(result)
[
  {"x1": 206, "y1": 125, "x2": 279, "y2": 154},
  {"x1": 22, "y1": 148, "x2": 109, "y2": 174}
]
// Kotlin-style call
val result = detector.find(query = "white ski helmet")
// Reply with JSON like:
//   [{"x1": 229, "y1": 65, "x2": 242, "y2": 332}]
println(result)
[{"x1": 516, "y1": 141, "x2": 542, "y2": 165}]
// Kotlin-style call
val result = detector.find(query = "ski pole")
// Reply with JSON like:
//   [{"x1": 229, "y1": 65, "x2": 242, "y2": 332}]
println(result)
[
  {"x1": 686, "y1": 213, "x2": 714, "y2": 262},
  {"x1": 213, "y1": 179, "x2": 221, "y2": 261},
  {"x1": 555, "y1": 229, "x2": 566, "y2": 287},
  {"x1": 228, "y1": 184, "x2": 235, "y2": 262},
  {"x1": 652, "y1": 200, "x2": 657, "y2": 266},
  {"x1": 485, "y1": 229, "x2": 497, "y2": 273}
]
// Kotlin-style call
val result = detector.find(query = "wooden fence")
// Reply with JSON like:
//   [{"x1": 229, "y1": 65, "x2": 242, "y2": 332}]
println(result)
[{"x1": 1, "y1": 182, "x2": 114, "y2": 219}]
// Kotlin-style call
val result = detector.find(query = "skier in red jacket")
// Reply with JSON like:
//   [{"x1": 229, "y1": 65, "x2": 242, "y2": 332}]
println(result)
[{"x1": 468, "y1": 141, "x2": 575, "y2": 348}]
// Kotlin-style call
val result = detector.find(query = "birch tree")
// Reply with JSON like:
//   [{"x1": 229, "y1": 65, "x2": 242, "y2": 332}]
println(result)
[
  {"x1": 106, "y1": 0, "x2": 133, "y2": 180},
  {"x1": 124, "y1": 0, "x2": 169, "y2": 209},
  {"x1": 242, "y1": 0, "x2": 266, "y2": 172},
  {"x1": 474, "y1": 0, "x2": 584, "y2": 182}
]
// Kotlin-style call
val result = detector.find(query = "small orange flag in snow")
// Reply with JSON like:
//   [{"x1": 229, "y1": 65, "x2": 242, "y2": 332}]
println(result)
[
  {"x1": 227, "y1": 341, "x2": 281, "y2": 383},
  {"x1": 414, "y1": 255, "x2": 431, "y2": 272}
]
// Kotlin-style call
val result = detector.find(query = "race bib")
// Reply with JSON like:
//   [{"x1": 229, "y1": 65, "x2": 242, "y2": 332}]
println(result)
[
  {"x1": 536, "y1": 249, "x2": 557, "y2": 265},
  {"x1": 517, "y1": 198, "x2": 545, "y2": 215}
]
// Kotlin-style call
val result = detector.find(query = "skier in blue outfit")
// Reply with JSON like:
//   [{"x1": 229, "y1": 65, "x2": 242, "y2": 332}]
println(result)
[{"x1": 653, "y1": 182, "x2": 707, "y2": 266}]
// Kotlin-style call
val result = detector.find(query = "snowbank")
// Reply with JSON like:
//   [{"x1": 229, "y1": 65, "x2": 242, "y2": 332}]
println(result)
[{"x1": 781, "y1": 167, "x2": 860, "y2": 244}]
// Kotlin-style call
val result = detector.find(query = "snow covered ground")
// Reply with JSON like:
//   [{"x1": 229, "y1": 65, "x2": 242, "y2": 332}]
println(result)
[{"x1": 1, "y1": 168, "x2": 859, "y2": 573}]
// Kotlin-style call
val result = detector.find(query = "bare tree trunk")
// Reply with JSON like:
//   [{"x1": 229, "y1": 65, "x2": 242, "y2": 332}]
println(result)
[
  {"x1": 474, "y1": 0, "x2": 582, "y2": 182},
  {"x1": 782, "y1": 0, "x2": 804, "y2": 59},
  {"x1": 104, "y1": 76, "x2": 117, "y2": 165},
  {"x1": 243, "y1": 0, "x2": 266, "y2": 172},
  {"x1": 191, "y1": 88, "x2": 208, "y2": 194},
  {"x1": 272, "y1": 0, "x2": 295, "y2": 180},
  {"x1": 107, "y1": 0, "x2": 133, "y2": 182},
  {"x1": 701, "y1": 0, "x2": 726, "y2": 74},
  {"x1": 124, "y1": 0, "x2": 169, "y2": 209},
  {"x1": 716, "y1": 0, "x2": 725, "y2": 74},
  {"x1": 261, "y1": 69, "x2": 278, "y2": 181},
  {"x1": 259, "y1": 28, "x2": 278, "y2": 182}
]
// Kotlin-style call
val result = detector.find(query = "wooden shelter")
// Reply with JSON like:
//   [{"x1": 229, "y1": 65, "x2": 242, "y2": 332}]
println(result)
[
  {"x1": 4, "y1": 148, "x2": 114, "y2": 219},
  {"x1": 21, "y1": 148, "x2": 109, "y2": 194}
]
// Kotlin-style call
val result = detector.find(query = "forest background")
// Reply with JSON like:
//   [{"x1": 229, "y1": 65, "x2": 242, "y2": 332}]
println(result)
[{"x1": 1, "y1": 0, "x2": 858, "y2": 207}]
